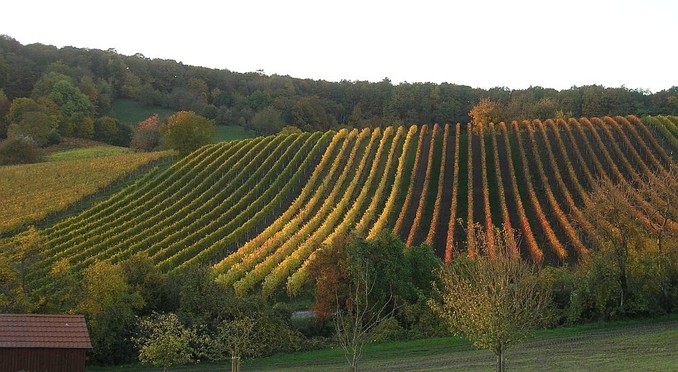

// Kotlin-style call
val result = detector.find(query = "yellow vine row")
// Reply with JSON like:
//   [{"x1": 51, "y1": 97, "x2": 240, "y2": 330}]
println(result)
[
  {"x1": 425, "y1": 123, "x2": 450, "y2": 245},
  {"x1": 489, "y1": 123, "x2": 518, "y2": 258},
  {"x1": 393, "y1": 125, "x2": 427, "y2": 236},
  {"x1": 407, "y1": 123, "x2": 439, "y2": 246},
  {"x1": 444, "y1": 123, "x2": 461, "y2": 263}
]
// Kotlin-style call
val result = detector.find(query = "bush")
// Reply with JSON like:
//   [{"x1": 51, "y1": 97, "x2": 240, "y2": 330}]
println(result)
[
  {"x1": 0, "y1": 136, "x2": 41, "y2": 165},
  {"x1": 161, "y1": 111, "x2": 214, "y2": 156}
]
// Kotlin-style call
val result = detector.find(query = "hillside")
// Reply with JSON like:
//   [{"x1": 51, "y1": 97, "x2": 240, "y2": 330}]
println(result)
[
  {"x1": 0, "y1": 147, "x2": 173, "y2": 234},
  {"x1": 11, "y1": 115, "x2": 678, "y2": 298}
]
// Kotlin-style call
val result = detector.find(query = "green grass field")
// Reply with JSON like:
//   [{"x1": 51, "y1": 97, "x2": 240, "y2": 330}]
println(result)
[
  {"x1": 87, "y1": 316, "x2": 678, "y2": 371},
  {"x1": 45, "y1": 146, "x2": 132, "y2": 161},
  {"x1": 213, "y1": 125, "x2": 257, "y2": 143},
  {"x1": 110, "y1": 99, "x2": 175, "y2": 127}
]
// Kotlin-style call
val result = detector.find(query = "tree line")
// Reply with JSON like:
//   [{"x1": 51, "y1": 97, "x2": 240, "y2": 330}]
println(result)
[{"x1": 1, "y1": 34, "x2": 677, "y2": 143}]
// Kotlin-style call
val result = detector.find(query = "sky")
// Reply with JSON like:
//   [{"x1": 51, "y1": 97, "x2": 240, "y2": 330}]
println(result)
[{"x1": 2, "y1": 0, "x2": 677, "y2": 92}]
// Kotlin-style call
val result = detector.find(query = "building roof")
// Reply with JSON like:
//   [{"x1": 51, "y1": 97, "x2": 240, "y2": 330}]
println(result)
[{"x1": 0, "y1": 314, "x2": 92, "y2": 349}]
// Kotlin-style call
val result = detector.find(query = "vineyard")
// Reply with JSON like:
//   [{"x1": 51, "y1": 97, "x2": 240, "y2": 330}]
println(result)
[
  {"x1": 0, "y1": 150, "x2": 173, "y2": 234},
  {"x1": 7, "y1": 115, "x2": 678, "y2": 298}
]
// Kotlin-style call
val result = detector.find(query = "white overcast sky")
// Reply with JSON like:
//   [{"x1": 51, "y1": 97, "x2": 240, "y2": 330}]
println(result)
[{"x1": 2, "y1": 0, "x2": 677, "y2": 92}]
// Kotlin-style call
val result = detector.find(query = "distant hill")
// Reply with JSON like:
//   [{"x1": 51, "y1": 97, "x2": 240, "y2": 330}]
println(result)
[
  {"x1": 11, "y1": 115, "x2": 676, "y2": 298},
  {"x1": 2, "y1": 35, "x2": 677, "y2": 140}
]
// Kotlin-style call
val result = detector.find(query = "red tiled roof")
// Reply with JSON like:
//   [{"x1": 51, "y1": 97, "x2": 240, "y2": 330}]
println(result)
[{"x1": 0, "y1": 314, "x2": 92, "y2": 349}]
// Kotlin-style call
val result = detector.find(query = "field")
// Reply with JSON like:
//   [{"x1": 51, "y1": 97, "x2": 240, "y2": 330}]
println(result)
[
  {"x1": 0, "y1": 149, "x2": 173, "y2": 234},
  {"x1": 87, "y1": 316, "x2": 678, "y2": 371},
  {"x1": 212, "y1": 125, "x2": 257, "y2": 142},
  {"x1": 5, "y1": 115, "x2": 677, "y2": 298},
  {"x1": 110, "y1": 99, "x2": 175, "y2": 127},
  {"x1": 45, "y1": 146, "x2": 133, "y2": 161}
]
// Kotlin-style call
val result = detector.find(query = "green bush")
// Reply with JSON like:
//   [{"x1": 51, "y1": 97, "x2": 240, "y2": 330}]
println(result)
[{"x1": 0, "y1": 136, "x2": 41, "y2": 165}]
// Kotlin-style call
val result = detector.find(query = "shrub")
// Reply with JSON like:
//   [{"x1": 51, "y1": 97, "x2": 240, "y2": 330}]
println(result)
[{"x1": 0, "y1": 136, "x2": 41, "y2": 165}]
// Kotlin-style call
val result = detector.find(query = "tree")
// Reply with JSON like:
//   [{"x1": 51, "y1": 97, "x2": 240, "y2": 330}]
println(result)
[
  {"x1": 532, "y1": 97, "x2": 558, "y2": 120},
  {"x1": 279, "y1": 125, "x2": 302, "y2": 135},
  {"x1": 94, "y1": 116, "x2": 120, "y2": 144},
  {"x1": 162, "y1": 111, "x2": 215, "y2": 156},
  {"x1": 292, "y1": 95, "x2": 333, "y2": 131},
  {"x1": 309, "y1": 232, "x2": 408, "y2": 371},
  {"x1": 334, "y1": 263, "x2": 396, "y2": 372},
  {"x1": 77, "y1": 261, "x2": 144, "y2": 365},
  {"x1": 120, "y1": 253, "x2": 169, "y2": 314},
  {"x1": 0, "y1": 89, "x2": 10, "y2": 138},
  {"x1": 572, "y1": 171, "x2": 678, "y2": 319},
  {"x1": 210, "y1": 316, "x2": 257, "y2": 372},
  {"x1": 47, "y1": 79, "x2": 95, "y2": 137},
  {"x1": 134, "y1": 312, "x2": 201, "y2": 372},
  {"x1": 635, "y1": 163, "x2": 678, "y2": 263},
  {"x1": 0, "y1": 135, "x2": 41, "y2": 165},
  {"x1": 584, "y1": 179, "x2": 645, "y2": 310},
  {"x1": 469, "y1": 98, "x2": 504, "y2": 125},
  {"x1": 7, "y1": 111, "x2": 58, "y2": 146},
  {"x1": 130, "y1": 114, "x2": 162, "y2": 152},
  {"x1": 250, "y1": 106, "x2": 284, "y2": 135},
  {"x1": 429, "y1": 225, "x2": 554, "y2": 372}
]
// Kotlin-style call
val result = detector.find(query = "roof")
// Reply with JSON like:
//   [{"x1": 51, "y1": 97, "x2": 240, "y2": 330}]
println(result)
[{"x1": 0, "y1": 314, "x2": 92, "y2": 349}]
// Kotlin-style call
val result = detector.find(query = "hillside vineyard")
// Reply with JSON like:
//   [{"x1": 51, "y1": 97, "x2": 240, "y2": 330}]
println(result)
[{"x1": 32, "y1": 115, "x2": 678, "y2": 297}]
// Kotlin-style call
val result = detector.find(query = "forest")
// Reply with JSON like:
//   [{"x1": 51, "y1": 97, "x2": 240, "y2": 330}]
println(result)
[{"x1": 1, "y1": 34, "x2": 677, "y2": 144}]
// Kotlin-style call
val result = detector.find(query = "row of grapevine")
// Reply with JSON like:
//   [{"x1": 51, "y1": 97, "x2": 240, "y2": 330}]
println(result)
[
  {"x1": 488, "y1": 123, "x2": 518, "y2": 258},
  {"x1": 287, "y1": 127, "x2": 406, "y2": 295},
  {"x1": 538, "y1": 120, "x2": 601, "y2": 247},
  {"x1": 406, "y1": 124, "x2": 439, "y2": 246},
  {"x1": 94, "y1": 134, "x2": 306, "y2": 268},
  {"x1": 41, "y1": 137, "x2": 266, "y2": 260},
  {"x1": 444, "y1": 123, "x2": 461, "y2": 263},
  {"x1": 31, "y1": 139, "x2": 263, "y2": 284},
  {"x1": 479, "y1": 123, "x2": 494, "y2": 257},
  {"x1": 368, "y1": 125, "x2": 418, "y2": 238},
  {"x1": 466, "y1": 123, "x2": 476, "y2": 257},
  {"x1": 425, "y1": 123, "x2": 450, "y2": 245},
  {"x1": 356, "y1": 126, "x2": 406, "y2": 235},
  {"x1": 513, "y1": 121, "x2": 567, "y2": 260},
  {"x1": 499, "y1": 122, "x2": 543, "y2": 262},
  {"x1": 393, "y1": 125, "x2": 427, "y2": 236}
]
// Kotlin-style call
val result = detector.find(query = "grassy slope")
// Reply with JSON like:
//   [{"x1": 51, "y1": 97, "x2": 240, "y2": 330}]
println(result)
[
  {"x1": 110, "y1": 99, "x2": 175, "y2": 126},
  {"x1": 88, "y1": 316, "x2": 678, "y2": 371},
  {"x1": 213, "y1": 125, "x2": 257, "y2": 143},
  {"x1": 0, "y1": 149, "x2": 172, "y2": 233},
  {"x1": 45, "y1": 146, "x2": 132, "y2": 161}
]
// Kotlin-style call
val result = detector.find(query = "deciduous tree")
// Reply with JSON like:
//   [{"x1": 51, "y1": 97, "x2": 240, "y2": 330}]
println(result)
[
  {"x1": 250, "y1": 106, "x2": 284, "y2": 135},
  {"x1": 210, "y1": 316, "x2": 257, "y2": 372},
  {"x1": 134, "y1": 312, "x2": 201, "y2": 372},
  {"x1": 130, "y1": 114, "x2": 162, "y2": 152},
  {"x1": 469, "y1": 98, "x2": 504, "y2": 125},
  {"x1": 162, "y1": 111, "x2": 215, "y2": 156},
  {"x1": 429, "y1": 225, "x2": 554, "y2": 372}
]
